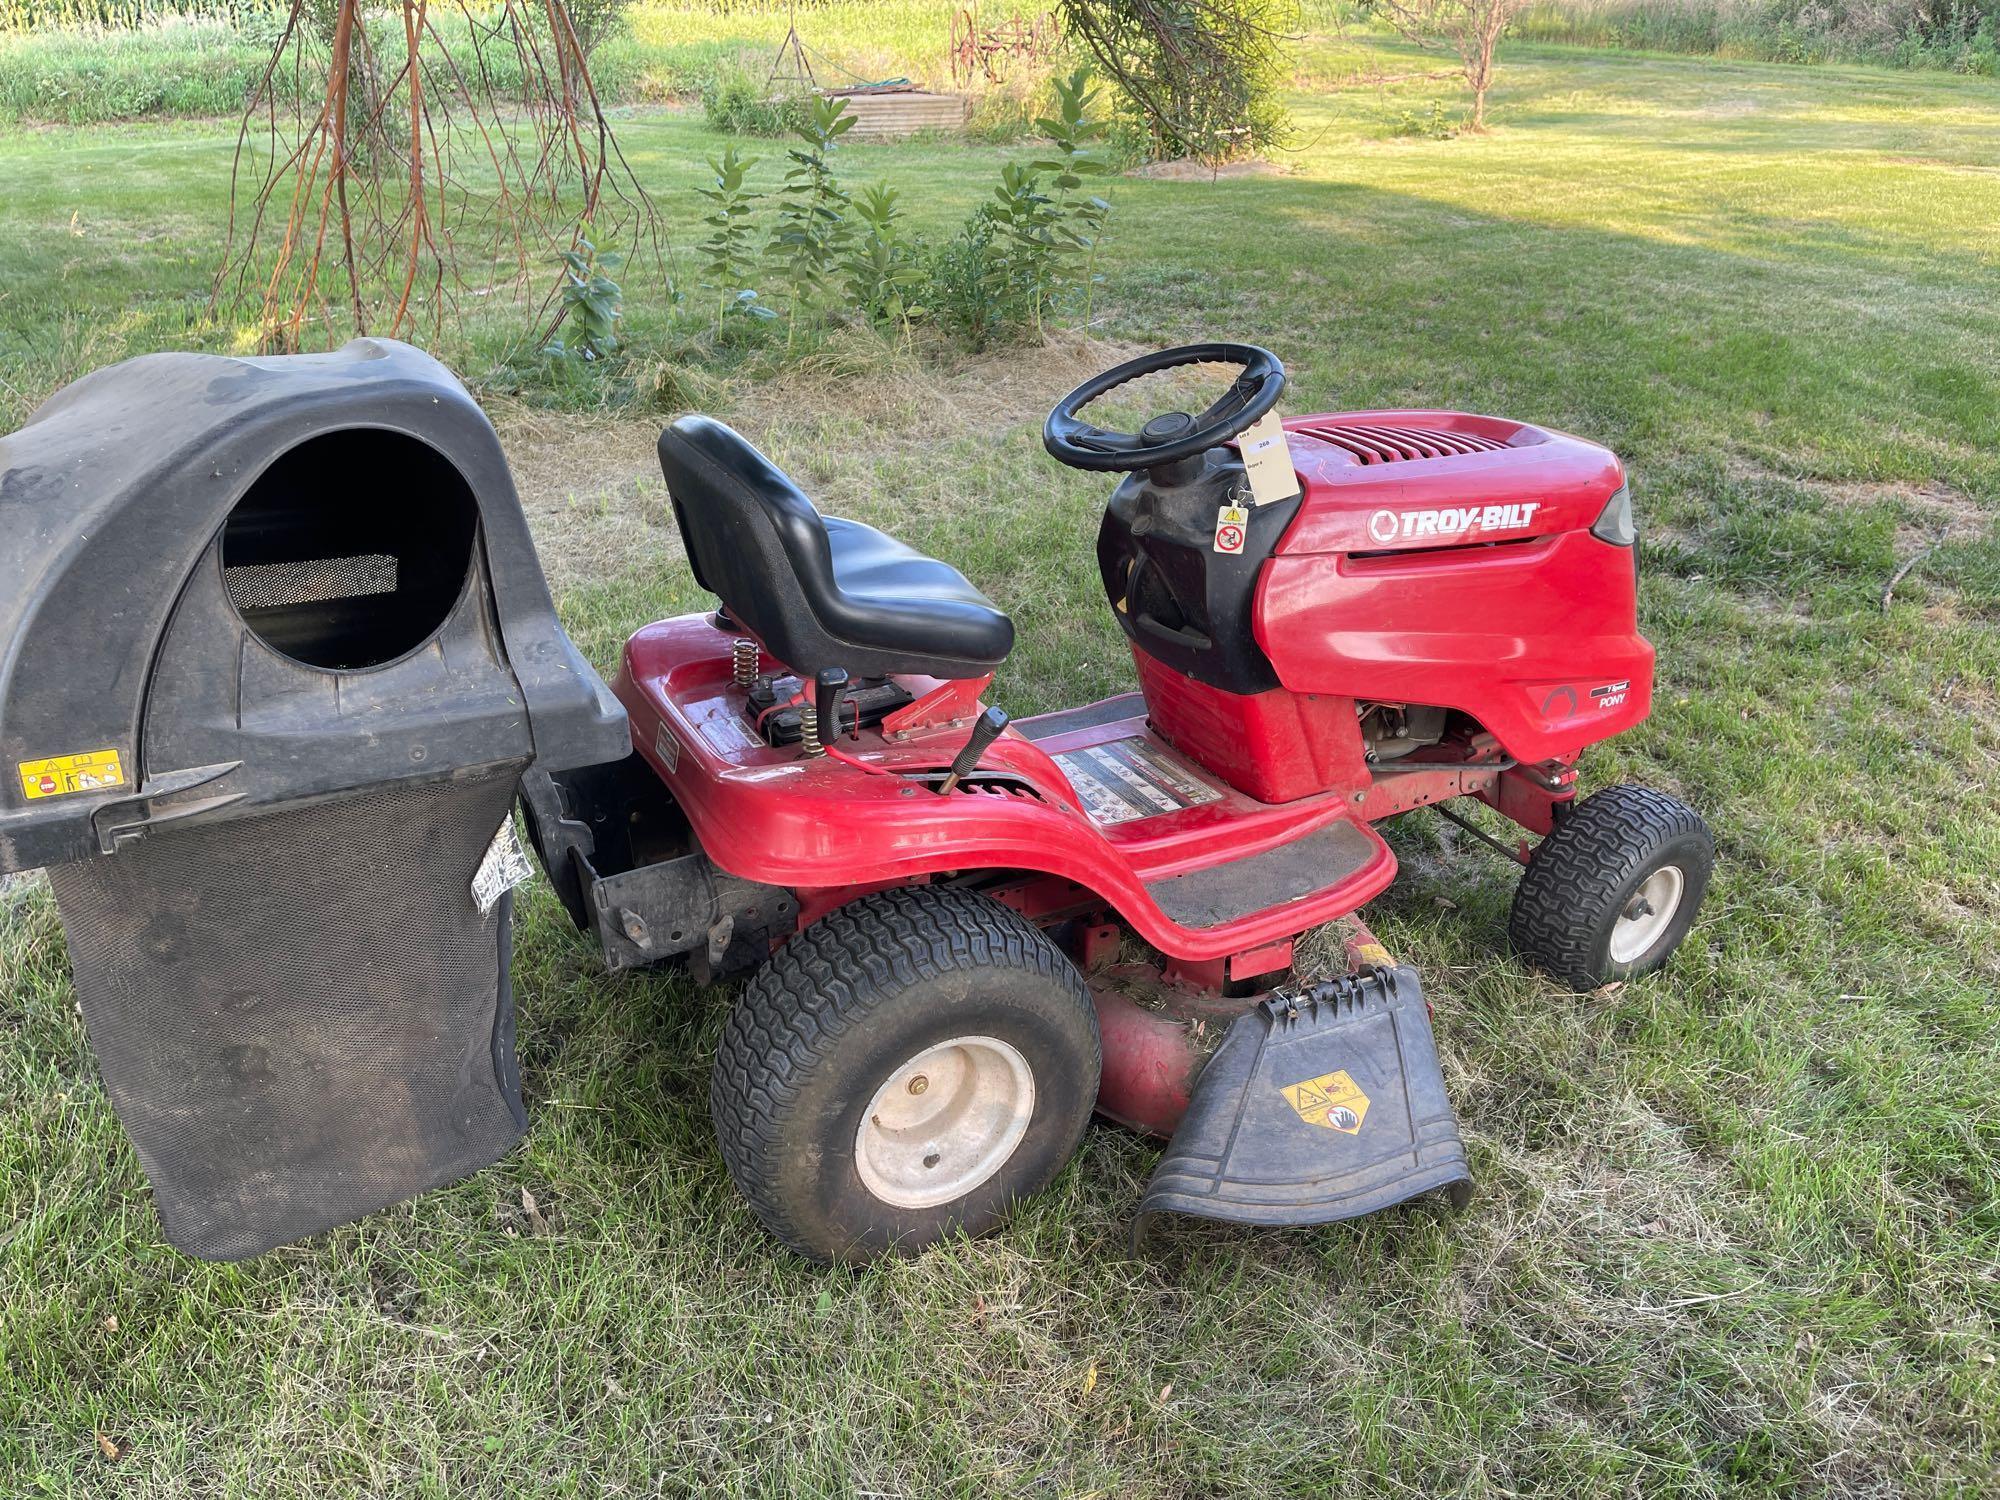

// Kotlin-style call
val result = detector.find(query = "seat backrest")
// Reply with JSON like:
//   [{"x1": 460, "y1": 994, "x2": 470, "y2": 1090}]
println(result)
[{"x1": 656, "y1": 414, "x2": 835, "y2": 659}]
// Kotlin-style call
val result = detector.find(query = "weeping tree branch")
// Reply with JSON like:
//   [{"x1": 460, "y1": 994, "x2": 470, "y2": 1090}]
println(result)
[
  {"x1": 1057, "y1": 0, "x2": 1295, "y2": 166},
  {"x1": 213, "y1": 0, "x2": 664, "y2": 353}
]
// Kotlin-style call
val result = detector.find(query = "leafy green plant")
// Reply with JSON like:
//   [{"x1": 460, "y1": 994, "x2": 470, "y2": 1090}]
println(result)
[
  {"x1": 921, "y1": 211, "x2": 1007, "y2": 353},
  {"x1": 980, "y1": 67, "x2": 1116, "y2": 337},
  {"x1": 988, "y1": 160, "x2": 1060, "y2": 334},
  {"x1": 767, "y1": 93, "x2": 856, "y2": 334},
  {"x1": 1391, "y1": 97, "x2": 1460, "y2": 139},
  {"x1": 696, "y1": 144, "x2": 773, "y2": 328},
  {"x1": 546, "y1": 225, "x2": 625, "y2": 362},
  {"x1": 1031, "y1": 67, "x2": 1114, "y2": 327},
  {"x1": 842, "y1": 181, "x2": 924, "y2": 331},
  {"x1": 702, "y1": 64, "x2": 813, "y2": 138}
]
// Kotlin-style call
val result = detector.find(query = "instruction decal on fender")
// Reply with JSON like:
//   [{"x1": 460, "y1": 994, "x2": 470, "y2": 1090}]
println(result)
[
  {"x1": 1237, "y1": 409, "x2": 1300, "y2": 505},
  {"x1": 1281, "y1": 1069, "x2": 1371, "y2": 1134},
  {"x1": 18, "y1": 748, "x2": 125, "y2": 801},
  {"x1": 653, "y1": 721, "x2": 682, "y2": 773},
  {"x1": 1212, "y1": 503, "x2": 1249, "y2": 556},
  {"x1": 1052, "y1": 736, "x2": 1224, "y2": 827}
]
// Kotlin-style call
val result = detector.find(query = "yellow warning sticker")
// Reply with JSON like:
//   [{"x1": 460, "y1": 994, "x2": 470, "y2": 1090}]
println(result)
[
  {"x1": 18, "y1": 748, "x2": 125, "y2": 801},
  {"x1": 1281, "y1": 1069, "x2": 1370, "y2": 1134}
]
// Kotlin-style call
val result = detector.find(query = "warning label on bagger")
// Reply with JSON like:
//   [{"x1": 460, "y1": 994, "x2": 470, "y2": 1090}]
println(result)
[
  {"x1": 1281, "y1": 1069, "x2": 1371, "y2": 1134},
  {"x1": 1051, "y1": 736, "x2": 1225, "y2": 826},
  {"x1": 18, "y1": 748, "x2": 125, "y2": 801}
]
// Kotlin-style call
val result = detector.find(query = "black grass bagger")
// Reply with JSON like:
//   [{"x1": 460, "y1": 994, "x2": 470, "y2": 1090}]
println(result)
[{"x1": 0, "y1": 339, "x2": 626, "y2": 1259}]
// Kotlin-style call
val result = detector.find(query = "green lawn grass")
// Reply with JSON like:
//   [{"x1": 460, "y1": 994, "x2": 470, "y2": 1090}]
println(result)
[{"x1": 2, "y1": 36, "x2": 1999, "y2": 1499}]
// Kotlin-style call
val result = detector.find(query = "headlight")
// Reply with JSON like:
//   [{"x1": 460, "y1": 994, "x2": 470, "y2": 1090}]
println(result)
[{"x1": 1590, "y1": 483, "x2": 1635, "y2": 546}]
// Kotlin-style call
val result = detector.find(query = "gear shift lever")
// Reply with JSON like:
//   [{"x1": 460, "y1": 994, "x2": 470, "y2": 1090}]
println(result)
[
  {"x1": 936, "y1": 707, "x2": 1009, "y2": 794},
  {"x1": 814, "y1": 667, "x2": 851, "y2": 741}
]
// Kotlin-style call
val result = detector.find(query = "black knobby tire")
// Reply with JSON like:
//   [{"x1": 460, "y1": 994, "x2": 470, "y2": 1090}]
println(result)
[
  {"x1": 710, "y1": 884, "x2": 1101, "y2": 1263},
  {"x1": 1509, "y1": 784, "x2": 1713, "y2": 990}
]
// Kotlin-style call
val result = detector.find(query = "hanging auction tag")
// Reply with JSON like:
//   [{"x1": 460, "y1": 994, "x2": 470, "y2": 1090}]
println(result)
[
  {"x1": 1213, "y1": 503, "x2": 1249, "y2": 555},
  {"x1": 1238, "y1": 409, "x2": 1301, "y2": 506}
]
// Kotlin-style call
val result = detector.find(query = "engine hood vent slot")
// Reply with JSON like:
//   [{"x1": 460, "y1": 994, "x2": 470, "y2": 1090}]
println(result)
[{"x1": 1298, "y1": 422, "x2": 1511, "y2": 465}]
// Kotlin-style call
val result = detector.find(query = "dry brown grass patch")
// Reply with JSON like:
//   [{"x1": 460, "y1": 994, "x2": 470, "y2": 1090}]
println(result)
[{"x1": 493, "y1": 333, "x2": 1243, "y2": 593}]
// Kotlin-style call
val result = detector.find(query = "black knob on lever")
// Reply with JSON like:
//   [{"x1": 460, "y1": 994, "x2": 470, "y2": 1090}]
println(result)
[
  {"x1": 936, "y1": 707, "x2": 1009, "y2": 794},
  {"x1": 814, "y1": 667, "x2": 851, "y2": 742}
]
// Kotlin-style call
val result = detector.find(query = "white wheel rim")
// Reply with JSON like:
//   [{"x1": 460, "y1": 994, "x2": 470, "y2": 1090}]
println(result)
[
  {"x1": 1609, "y1": 864, "x2": 1686, "y2": 965},
  {"x1": 853, "y1": 1034, "x2": 1036, "y2": 1210}
]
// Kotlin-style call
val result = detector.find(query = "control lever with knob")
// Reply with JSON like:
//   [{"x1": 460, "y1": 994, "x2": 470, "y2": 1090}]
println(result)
[
  {"x1": 814, "y1": 667, "x2": 851, "y2": 743},
  {"x1": 935, "y1": 707, "x2": 1009, "y2": 795}
]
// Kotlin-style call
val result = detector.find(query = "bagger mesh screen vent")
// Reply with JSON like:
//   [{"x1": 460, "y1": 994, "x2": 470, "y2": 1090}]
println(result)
[
  {"x1": 224, "y1": 554, "x2": 399, "y2": 610},
  {"x1": 48, "y1": 768, "x2": 528, "y2": 1260},
  {"x1": 1298, "y1": 423, "x2": 1510, "y2": 465}
]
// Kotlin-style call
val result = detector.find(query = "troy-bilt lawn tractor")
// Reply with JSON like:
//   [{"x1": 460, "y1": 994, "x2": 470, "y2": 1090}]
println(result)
[
  {"x1": 523, "y1": 342, "x2": 1715, "y2": 1261},
  {"x1": 0, "y1": 338, "x2": 1708, "y2": 1262}
]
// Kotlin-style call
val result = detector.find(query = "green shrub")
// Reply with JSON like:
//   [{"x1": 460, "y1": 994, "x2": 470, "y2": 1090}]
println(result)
[
  {"x1": 1391, "y1": 98, "x2": 1460, "y2": 137},
  {"x1": 919, "y1": 67, "x2": 1115, "y2": 347},
  {"x1": 920, "y1": 213, "x2": 1008, "y2": 353},
  {"x1": 702, "y1": 64, "x2": 814, "y2": 136}
]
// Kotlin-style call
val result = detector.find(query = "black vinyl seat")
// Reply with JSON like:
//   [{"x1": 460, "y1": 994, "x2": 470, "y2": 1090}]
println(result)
[{"x1": 657, "y1": 415, "x2": 1015, "y2": 681}]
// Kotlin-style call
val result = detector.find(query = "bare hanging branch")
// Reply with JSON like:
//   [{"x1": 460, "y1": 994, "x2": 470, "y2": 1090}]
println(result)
[{"x1": 213, "y1": 0, "x2": 665, "y2": 353}]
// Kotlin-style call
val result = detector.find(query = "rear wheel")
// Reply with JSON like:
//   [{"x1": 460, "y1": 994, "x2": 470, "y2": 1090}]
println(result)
[
  {"x1": 710, "y1": 885, "x2": 1101, "y2": 1262},
  {"x1": 1509, "y1": 785, "x2": 1713, "y2": 989}
]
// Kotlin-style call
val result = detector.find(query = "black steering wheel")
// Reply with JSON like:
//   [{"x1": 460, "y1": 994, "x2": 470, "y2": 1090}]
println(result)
[{"x1": 1043, "y1": 342, "x2": 1286, "y2": 473}]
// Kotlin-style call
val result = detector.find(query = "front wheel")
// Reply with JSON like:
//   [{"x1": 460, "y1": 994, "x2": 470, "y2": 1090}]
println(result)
[
  {"x1": 1509, "y1": 785, "x2": 1713, "y2": 989},
  {"x1": 710, "y1": 885, "x2": 1101, "y2": 1263}
]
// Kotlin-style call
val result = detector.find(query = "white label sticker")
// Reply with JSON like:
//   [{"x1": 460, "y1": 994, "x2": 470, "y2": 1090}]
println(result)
[
  {"x1": 1052, "y1": 736, "x2": 1226, "y2": 826},
  {"x1": 1237, "y1": 409, "x2": 1300, "y2": 506},
  {"x1": 653, "y1": 721, "x2": 681, "y2": 772},
  {"x1": 472, "y1": 818, "x2": 534, "y2": 915},
  {"x1": 1213, "y1": 503, "x2": 1249, "y2": 555}
]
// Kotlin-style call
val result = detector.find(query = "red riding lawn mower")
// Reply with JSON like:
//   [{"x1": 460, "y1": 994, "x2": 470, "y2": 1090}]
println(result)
[{"x1": 523, "y1": 342, "x2": 1715, "y2": 1261}]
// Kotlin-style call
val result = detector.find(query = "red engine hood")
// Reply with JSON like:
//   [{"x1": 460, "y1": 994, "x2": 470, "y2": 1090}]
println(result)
[{"x1": 1272, "y1": 412, "x2": 1624, "y2": 556}]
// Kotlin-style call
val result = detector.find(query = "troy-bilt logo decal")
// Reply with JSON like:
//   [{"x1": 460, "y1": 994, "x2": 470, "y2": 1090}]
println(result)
[{"x1": 1366, "y1": 501, "x2": 1542, "y2": 546}]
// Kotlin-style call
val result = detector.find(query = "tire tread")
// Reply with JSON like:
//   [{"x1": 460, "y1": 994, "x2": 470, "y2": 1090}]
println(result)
[
  {"x1": 1509, "y1": 784, "x2": 1711, "y2": 989},
  {"x1": 710, "y1": 884, "x2": 1097, "y2": 1260}
]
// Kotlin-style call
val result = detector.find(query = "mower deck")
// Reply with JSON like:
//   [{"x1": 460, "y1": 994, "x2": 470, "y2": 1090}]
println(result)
[{"x1": 616, "y1": 615, "x2": 1398, "y2": 961}]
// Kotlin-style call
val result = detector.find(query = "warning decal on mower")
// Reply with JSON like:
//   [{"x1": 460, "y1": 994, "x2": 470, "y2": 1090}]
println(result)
[
  {"x1": 1212, "y1": 503, "x2": 1249, "y2": 555},
  {"x1": 1052, "y1": 736, "x2": 1225, "y2": 827},
  {"x1": 18, "y1": 747, "x2": 125, "y2": 801},
  {"x1": 1281, "y1": 1069, "x2": 1371, "y2": 1134}
]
